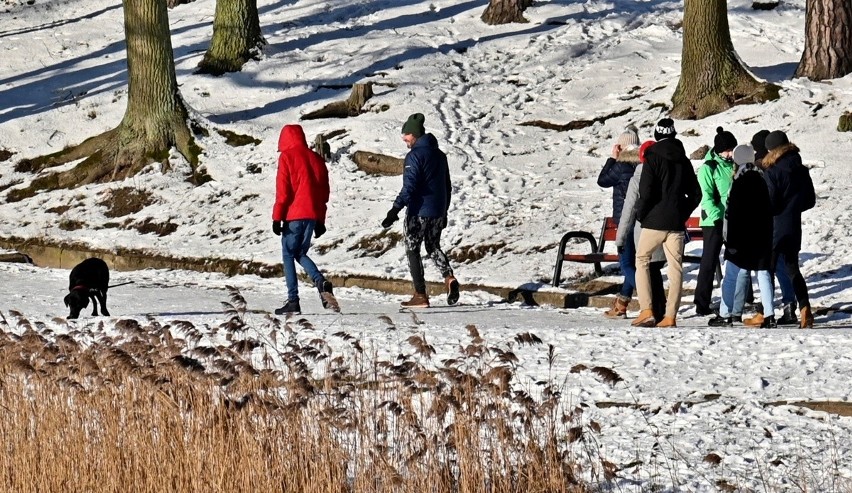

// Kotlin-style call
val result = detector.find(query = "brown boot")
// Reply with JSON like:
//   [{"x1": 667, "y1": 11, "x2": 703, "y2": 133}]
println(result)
[
  {"x1": 799, "y1": 306, "x2": 814, "y2": 328},
  {"x1": 743, "y1": 313, "x2": 764, "y2": 327},
  {"x1": 655, "y1": 316, "x2": 677, "y2": 328},
  {"x1": 401, "y1": 293, "x2": 430, "y2": 308},
  {"x1": 630, "y1": 309, "x2": 656, "y2": 327},
  {"x1": 604, "y1": 295, "x2": 630, "y2": 319},
  {"x1": 445, "y1": 276, "x2": 460, "y2": 306}
]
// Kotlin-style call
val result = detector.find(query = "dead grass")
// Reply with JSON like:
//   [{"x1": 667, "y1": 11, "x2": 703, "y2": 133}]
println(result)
[
  {"x1": 132, "y1": 218, "x2": 178, "y2": 236},
  {"x1": 0, "y1": 290, "x2": 599, "y2": 493},
  {"x1": 99, "y1": 187, "x2": 155, "y2": 218},
  {"x1": 58, "y1": 218, "x2": 85, "y2": 231},
  {"x1": 448, "y1": 241, "x2": 507, "y2": 263},
  {"x1": 348, "y1": 230, "x2": 403, "y2": 257}
]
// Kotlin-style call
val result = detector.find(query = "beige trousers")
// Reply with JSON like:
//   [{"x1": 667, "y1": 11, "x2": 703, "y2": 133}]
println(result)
[{"x1": 635, "y1": 228, "x2": 685, "y2": 319}]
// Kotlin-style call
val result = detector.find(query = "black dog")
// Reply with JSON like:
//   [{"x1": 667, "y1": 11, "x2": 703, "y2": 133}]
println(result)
[{"x1": 64, "y1": 258, "x2": 111, "y2": 319}]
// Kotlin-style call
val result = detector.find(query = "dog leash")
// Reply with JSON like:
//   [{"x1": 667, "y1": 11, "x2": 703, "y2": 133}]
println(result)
[{"x1": 108, "y1": 281, "x2": 136, "y2": 288}]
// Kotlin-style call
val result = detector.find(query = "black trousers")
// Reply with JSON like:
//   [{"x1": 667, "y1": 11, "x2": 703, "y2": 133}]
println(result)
[
  {"x1": 694, "y1": 222, "x2": 724, "y2": 312},
  {"x1": 650, "y1": 261, "x2": 666, "y2": 321},
  {"x1": 771, "y1": 247, "x2": 810, "y2": 308},
  {"x1": 404, "y1": 216, "x2": 453, "y2": 294}
]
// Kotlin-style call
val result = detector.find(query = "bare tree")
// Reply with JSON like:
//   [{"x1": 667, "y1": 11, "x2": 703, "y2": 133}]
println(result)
[
  {"x1": 671, "y1": 0, "x2": 779, "y2": 119},
  {"x1": 482, "y1": 0, "x2": 532, "y2": 25},
  {"x1": 9, "y1": 0, "x2": 201, "y2": 202},
  {"x1": 795, "y1": 0, "x2": 852, "y2": 81},
  {"x1": 197, "y1": 0, "x2": 266, "y2": 75}
]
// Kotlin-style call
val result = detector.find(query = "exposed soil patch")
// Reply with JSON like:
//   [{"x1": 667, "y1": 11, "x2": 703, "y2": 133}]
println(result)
[
  {"x1": 216, "y1": 129, "x2": 261, "y2": 147},
  {"x1": 348, "y1": 230, "x2": 402, "y2": 257},
  {"x1": 132, "y1": 218, "x2": 178, "y2": 237},
  {"x1": 448, "y1": 241, "x2": 507, "y2": 264},
  {"x1": 314, "y1": 237, "x2": 344, "y2": 255},
  {"x1": 100, "y1": 187, "x2": 155, "y2": 218},
  {"x1": 765, "y1": 400, "x2": 852, "y2": 417},
  {"x1": 0, "y1": 148, "x2": 13, "y2": 162},
  {"x1": 58, "y1": 218, "x2": 85, "y2": 231},
  {"x1": 46, "y1": 205, "x2": 73, "y2": 215}
]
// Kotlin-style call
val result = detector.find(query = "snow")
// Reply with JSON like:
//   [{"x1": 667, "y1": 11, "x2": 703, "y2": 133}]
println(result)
[{"x1": 2, "y1": 0, "x2": 852, "y2": 490}]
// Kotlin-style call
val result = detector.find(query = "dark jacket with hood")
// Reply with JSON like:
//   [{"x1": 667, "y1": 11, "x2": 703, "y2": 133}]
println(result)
[
  {"x1": 761, "y1": 143, "x2": 815, "y2": 253},
  {"x1": 272, "y1": 125, "x2": 329, "y2": 222},
  {"x1": 724, "y1": 164, "x2": 773, "y2": 271},
  {"x1": 393, "y1": 133, "x2": 451, "y2": 218},
  {"x1": 636, "y1": 138, "x2": 701, "y2": 231},
  {"x1": 597, "y1": 148, "x2": 640, "y2": 225}
]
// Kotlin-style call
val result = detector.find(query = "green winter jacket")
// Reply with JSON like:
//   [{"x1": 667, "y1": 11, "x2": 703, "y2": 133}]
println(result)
[{"x1": 697, "y1": 150, "x2": 734, "y2": 227}]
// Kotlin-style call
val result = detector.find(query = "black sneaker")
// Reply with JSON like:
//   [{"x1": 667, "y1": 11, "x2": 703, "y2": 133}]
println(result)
[
  {"x1": 760, "y1": 315, "x2": 777, "y2": 328},
  {"x1": 317, "y1": 279, "x2": 340, "y2": 313},
  {"x1": 732, "y1": 315, "x2": 743, "y2": 324},
  {"x1": 708, "y1": 315, "x2": 733, "y2": 327},
  {"x1": 274, "y1": 299, "x2": 301, "y2": 315}
]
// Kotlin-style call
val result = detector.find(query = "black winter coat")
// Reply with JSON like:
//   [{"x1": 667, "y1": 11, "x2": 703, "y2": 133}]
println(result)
[
  {"x1": 636, "y1": 138, "x2": 702, "y2": 231},
  {"x1": 724, "y1": 167, "x2": 773, "y2": 271},
  {"x1": 597, "y1": 148, "x2": 640, "y2": 225},
  {"x1": 393, "y1": 133, "x2": 452, "y2": 218},
  {"x1": 762, "y1": 144, "x2": 815, "y2": 253}
]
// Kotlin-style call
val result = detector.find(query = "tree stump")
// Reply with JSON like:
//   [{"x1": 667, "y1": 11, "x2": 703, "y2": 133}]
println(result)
[
  {"x1": 302, "y1": 83, "x2": 374, "y2": 120},
  {"x1": 314, "y1": 134, "x2": 332, "y2": 161},
  {"x1": 839, "y1": 112, "x2": 852, "y2": 132}
]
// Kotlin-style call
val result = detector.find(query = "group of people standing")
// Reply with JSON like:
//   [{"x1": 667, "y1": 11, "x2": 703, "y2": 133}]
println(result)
[
  {"x1": 599, "y1": 119, "x2": 816, "y2": 328},
  {"x1": 270, "y1": 114, "x2": 460, "y2": 315}
]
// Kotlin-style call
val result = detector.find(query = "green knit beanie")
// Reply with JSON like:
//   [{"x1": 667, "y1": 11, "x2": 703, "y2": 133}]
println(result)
[{"x1": 401, "y1": 113, "x2": 426, "y2": 138}]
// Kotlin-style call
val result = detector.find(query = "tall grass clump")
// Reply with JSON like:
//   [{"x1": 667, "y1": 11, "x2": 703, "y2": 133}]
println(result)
[{"x1": 0, "y1": 290, "x2": 607, "y2": 492}]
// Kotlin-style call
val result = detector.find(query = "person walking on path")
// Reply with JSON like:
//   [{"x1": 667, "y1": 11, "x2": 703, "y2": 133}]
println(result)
[
  {"x1": 631, "y1": 118, "x2": 702, "y2": 328},
  {"x1": 761, "y1": 130, "x2": 817, "y2": 328},
  {"x1": 598, "y1": 124, "x2": 641, "y2": 318},
  {"x1": 381, "y1": 113, "x2": 459, "y2": 308},
  {"x1": 616, "y1": 140, "x2": 666, "y2": 322},
  {"x1": 708, "y1": 144, "x2": 776, "y2": 327},
  {"x1": 693, "y1": 127, "x2": 738, "y2": 316},
  {"x1": 272, "y1": 124, "x2": 340, "y2": 315}
]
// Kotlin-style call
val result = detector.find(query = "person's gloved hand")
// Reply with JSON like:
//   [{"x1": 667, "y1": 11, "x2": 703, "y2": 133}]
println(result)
[
  {"x1": 272, "y1": 221, "x2": 282, "y2": 236},
  {"x1": 381, "y1": 207, "x2": 401, "y2": 229},
  {"x1": 314, "y1": 223, "x2": 326, "y2": 238}
]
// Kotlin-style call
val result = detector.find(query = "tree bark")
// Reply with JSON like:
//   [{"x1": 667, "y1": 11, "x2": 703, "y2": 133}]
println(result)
[
  {"x1": 482, "y1": 0, "x2": 529, "y2": 25},
  {"x1": 672, "y1": 0, "x2": 779, "y2": 119},
  {"x1": 795, "y1": 0, "x2": 852, "y2": 81},
  {"x1": 197, "y1": 0, "x2": 266, "y2": 75},
  {"x1": 839, "y1": 111, "x2": 852, "y2": 132},
  {"x1": 7, "y1": 0, "x2": 200, "y2": 202}
]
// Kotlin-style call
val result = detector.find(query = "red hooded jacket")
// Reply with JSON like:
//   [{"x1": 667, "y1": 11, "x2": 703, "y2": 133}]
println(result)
[{"x1": 272, "y1": 125, "x2": 329, "y2": 222}]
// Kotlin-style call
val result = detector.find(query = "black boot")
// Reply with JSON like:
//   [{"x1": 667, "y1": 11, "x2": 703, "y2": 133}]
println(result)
[
  {"x1": 777, "y1": 303, "x2": 798, "y2": 326},
  {"x1": 708, "y1": 315, "x2": 733, "y2": 327},
  {"x1": 760, "y1": 315, "x2": 777, "y2": 328},
  {"x1": 274, "y1": 299, "x2": 301, "y2": 315}
]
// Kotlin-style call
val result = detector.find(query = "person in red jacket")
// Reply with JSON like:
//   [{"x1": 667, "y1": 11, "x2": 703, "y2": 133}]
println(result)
[{"x1": 272, "y1": 124, "x2": 339, "y2": 315}]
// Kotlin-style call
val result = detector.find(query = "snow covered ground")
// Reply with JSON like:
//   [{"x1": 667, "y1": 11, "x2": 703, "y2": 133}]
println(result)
[{"x1": 2, "y1": 0, "x2": 852, "y2": 489}]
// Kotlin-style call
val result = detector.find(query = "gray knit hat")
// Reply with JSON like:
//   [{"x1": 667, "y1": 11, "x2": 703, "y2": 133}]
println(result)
[
  {"x1": 616, "y1": 124, "x2": 640, "y2": 149},
  {"x1": 401, "y1": 113, "x2": 426, "y2": 138},
  {"x1": 732, "y1": 144, "x2": 755, "y2": 166}
]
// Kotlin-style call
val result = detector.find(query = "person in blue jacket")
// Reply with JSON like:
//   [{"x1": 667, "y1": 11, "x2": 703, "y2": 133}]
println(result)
[
  {"x1": 597, "y1": 124, "x2": 641, "y2": 318},
  {"x1": 381, "y1": 113, "x2": 459, "y2": 308}
]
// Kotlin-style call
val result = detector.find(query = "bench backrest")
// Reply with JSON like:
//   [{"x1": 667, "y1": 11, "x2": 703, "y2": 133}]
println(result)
[{"x1": 598, "y1": 216, "x2": 703, "y2": 252}]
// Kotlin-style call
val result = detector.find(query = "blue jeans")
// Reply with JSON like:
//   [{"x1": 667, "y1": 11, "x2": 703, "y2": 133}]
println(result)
[
  {"x1": 619, "y1": 226, "x2": 636, "y2": 298},
  {"x1": 280, "y1": 220, "x2": 323, "y2": 301},
  {"x1": 720, "y1": 261, "x2": 775, "y2": 317},
  {"x1": 775, "y1": 253, "x2": 795, "y2": 306}
]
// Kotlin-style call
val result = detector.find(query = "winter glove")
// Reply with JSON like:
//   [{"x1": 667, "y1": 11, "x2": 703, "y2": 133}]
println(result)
[
  {"x1": 439, "y1": 216, "x2": 448, "y2": 229},
  {"x1": 381, "y1": 207, "x2": 401, "y2": 229},
  {"x1": 272, "y1": 221, "x2": 282, "y2": 236},
  {"x1": 314, "y1": 223, "x2": 326, "y2": 238}
]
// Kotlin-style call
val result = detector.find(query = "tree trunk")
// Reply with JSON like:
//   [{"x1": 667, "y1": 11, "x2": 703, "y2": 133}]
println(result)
[
  {"x1": 482, "y1": 0, "x2": 528, "y2": 25},
  {"x1": 7, "y1": 0, "x2": 200, "y2": 202},
  {"x1": 197, "y1": 0, "x2": 265, "y2": 75},
  {"x1": 795, "y1": 0, "x2": 852, "y2": 81},
  {"x1": 671, "y1": 0, "x2": 779, "y2": 119}
]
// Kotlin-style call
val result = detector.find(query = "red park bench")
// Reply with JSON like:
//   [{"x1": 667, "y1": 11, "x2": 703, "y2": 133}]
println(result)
[{"x1": 552, "y1": 216, "x2": 720, "y2": 287}]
